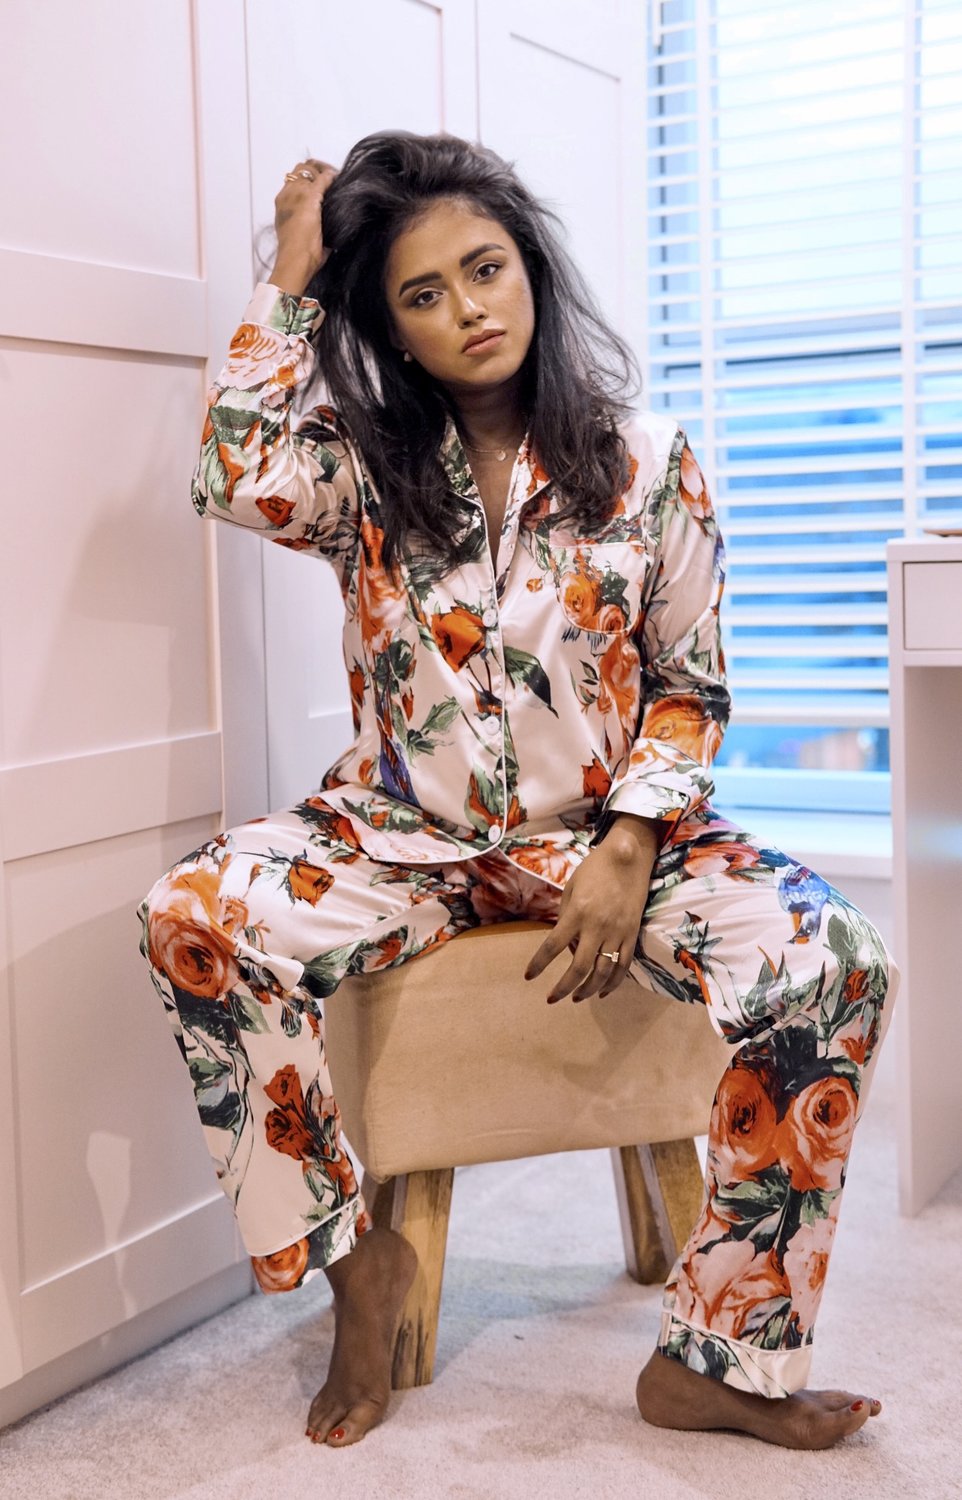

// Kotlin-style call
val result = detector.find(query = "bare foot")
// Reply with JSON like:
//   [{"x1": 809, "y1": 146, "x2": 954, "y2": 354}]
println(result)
[
  {"x1": 306, "y1": 1226, "x2": 417, "y2": 1448},
  {"x1": 636, "y1": 1351, "x2": 883, "y2": 1450}
]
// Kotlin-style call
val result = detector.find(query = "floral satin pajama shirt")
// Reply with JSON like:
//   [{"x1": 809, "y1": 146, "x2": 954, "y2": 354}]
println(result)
[{"x1": 138, "y1": 281, "x2": 898, "y2": 1400}]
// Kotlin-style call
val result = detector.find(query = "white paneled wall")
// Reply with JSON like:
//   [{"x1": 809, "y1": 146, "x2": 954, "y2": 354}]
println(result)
[{"x1": 0, "y1": 0, "x2": 256, "y2": 1429}]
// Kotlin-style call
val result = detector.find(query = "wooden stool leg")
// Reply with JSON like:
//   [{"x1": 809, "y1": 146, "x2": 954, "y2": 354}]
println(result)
[
  {"x1": 610, "y1": 1139, "x2": 706, "y2": 1284},
  {"x1": 361, "y1": 1166, "x2": 455, "y2": 1390}
]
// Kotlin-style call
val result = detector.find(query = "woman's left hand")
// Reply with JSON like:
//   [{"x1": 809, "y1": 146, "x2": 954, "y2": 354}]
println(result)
[{"x1": 524, "y1": 819, "x2": 659, "y2": 1003}]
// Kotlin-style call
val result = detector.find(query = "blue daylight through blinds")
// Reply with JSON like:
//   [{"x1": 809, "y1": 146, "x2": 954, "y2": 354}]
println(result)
[{"x1": 645, "y1": 0, "x2": 962, "y2": 775}]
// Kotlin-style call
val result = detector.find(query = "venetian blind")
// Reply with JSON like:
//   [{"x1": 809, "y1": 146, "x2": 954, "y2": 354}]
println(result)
[{"x1": 645, "y1": 0, "x2": 962, "y2": 749}]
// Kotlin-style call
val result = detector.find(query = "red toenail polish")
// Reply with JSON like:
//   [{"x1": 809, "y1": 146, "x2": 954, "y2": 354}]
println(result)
[
  {"x1": 851, "y1": 1400, "x2": 864, "y2": 1411},
  {"x1": 330, "y1": 1427, "x2": 346, "y2": 1441}
]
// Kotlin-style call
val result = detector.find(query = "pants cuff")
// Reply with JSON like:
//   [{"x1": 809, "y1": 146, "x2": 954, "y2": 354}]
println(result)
[
  {"x1": 250, "y1": 1194, "x2": 366, "y2": 1294},
  {"x1": 657, "y1": 1308, "x2": 814, "y2": 1398}
]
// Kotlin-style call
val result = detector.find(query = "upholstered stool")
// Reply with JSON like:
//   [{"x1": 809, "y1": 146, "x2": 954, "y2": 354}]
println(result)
[{"x1": 325, "y1": 920, "x2": 732, "y2": 1388}]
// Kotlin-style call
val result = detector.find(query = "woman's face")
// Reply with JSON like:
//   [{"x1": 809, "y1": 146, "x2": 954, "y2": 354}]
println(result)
[{"x1": 384, "y1": 197, "x2": 536, "y2": 397}]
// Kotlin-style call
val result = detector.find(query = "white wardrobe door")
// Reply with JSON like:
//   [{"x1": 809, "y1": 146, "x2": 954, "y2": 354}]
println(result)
[{"x1": 0, "y1": 0, "x2": 255, "y2": 1400}]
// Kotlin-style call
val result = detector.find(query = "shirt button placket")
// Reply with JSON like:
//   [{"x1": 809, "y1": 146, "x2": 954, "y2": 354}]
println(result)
[{"x1": 482, "y1": 601, "x2": 505, "y2": 843}]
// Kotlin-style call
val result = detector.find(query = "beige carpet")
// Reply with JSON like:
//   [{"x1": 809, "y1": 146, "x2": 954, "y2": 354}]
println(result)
[{"x1": 1, "y1": 1041, "x2": 960, "y2": 1500}]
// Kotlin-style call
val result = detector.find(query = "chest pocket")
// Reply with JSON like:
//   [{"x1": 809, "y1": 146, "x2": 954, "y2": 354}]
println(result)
[{"x1": 548, "y1": 541, "x2": 649, "y2": 636}]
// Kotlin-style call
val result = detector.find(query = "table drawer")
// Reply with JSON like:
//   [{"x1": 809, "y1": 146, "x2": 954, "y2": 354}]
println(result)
[{"x1": 903, "y1": 562, "x2": 962, "y2": 650}]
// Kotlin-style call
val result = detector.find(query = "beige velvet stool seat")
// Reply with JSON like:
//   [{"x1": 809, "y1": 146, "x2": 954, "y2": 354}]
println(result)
[{"x1": 325, "y1": 919, "x2": 732, "y2": 1389}]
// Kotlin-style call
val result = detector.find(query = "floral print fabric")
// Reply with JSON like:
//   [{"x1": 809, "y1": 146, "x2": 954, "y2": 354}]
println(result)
[
  {"x1": 191, "y1": 281, "x2": 729, "y2": 879},
  {"x1": 138, "y1": 794, "x2": 896, "y2": 1399}
]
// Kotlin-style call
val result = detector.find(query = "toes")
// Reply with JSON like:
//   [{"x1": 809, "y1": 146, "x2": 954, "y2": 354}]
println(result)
[
  {"x1": 324, "y1": 1399, "x2": 386, "y2": 1447},
  {"x1": 306, "y1": 1391, "x2": 346, "y2": 1444}
]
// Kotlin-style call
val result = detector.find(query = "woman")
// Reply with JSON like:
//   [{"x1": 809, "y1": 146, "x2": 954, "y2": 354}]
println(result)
[{"x1": 138, "y1": 131, "x2": 897, "y2": 1451}]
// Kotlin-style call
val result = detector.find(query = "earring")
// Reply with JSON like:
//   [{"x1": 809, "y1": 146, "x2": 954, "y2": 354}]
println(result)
[{"x1": 403, "y1": 351, "x2": 412, "y2": 362}]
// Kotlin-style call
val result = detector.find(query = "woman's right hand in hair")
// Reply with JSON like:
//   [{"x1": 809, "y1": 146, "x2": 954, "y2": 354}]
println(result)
[{"x1": 269, "y1": 158, "x2": 339, "y2": 296}]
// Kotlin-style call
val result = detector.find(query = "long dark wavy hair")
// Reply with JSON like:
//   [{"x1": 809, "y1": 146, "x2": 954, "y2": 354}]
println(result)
[{"x1": 306, "y1": 130, "x2": 641, "y2": 574}]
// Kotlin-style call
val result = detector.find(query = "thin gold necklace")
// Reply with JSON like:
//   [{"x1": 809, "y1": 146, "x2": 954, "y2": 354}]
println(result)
[
  {"x1": 461, "y1": 421, "x2": 528, "y2": 464},
  {"x1": 465, "y1": 439, "x2": 510, "y2": 462}
]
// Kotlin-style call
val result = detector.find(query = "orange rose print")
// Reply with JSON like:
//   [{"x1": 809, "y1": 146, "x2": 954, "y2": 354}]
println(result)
[
  {"x1": 682, "y1": 842, "x2": 763, "y2": 878},
  {"x1": 224, "y1": 322, "x2": 289, "y2": 384},
  {"x1": 288, "y1": 858, "x2": 334, "y2": 905},
  {"x1": 468, "y1": 856, "x2": 561, "y2": 923},
  {"x1": 782, "y1": 1203, "x2": 840, "y2": 1335},
  {"x1": 677, "y1": 1235, "x2": 791, "y2": 1341},
  {"x1": 431, "y1": 605, "x2": 487, "y2": 670},
  {"x1": 508, "y1": 841, "x2": 574, "y2": 886},
  {"x1": 251, "y1": 1235, "x2": 310, "y2": 1294},
  {"x1": 264, "y1": 1065, "x2": 316, "y2": 1161},
  {"x1": 558, "y1": 550, "x2": 628, "y2": 633},
  {"x1": 256, "y1": 495, "x2": 295, "y2": 527},
  {"x1": 372, "y1": 932, "x2": 404, "y2": 967},
  {"x1": 777, "y1": 1075, "x2": 858, "y2": 1192},
  {"x1": 357, "y1": 515, "x2": 406, "y2": 649},
  {"x1": 710, "y1": 1064, "x2": 779, "y2": 1179},
  {"x1": 598, "y1": 636, "x2": 640, "y2": 744},
  {"x1": 560, "y1": 567, "x2": 598, "y2": 628},
  {"x1": 645, "y1": 695, "x2": 722, "y2": 765},
  {"x1": 147, "y1": 863, "x2": 241, "y2": 999},
  {"x1": 678, "y1": 443, "x2": 713, "y2": 525},
  {"x1": 582, "y1": 755, "x2": 612, "y2": 800}
]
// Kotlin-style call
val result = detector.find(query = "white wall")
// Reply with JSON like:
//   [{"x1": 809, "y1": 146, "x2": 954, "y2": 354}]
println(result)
[{"x1": 0, "y1": 0, "x2": 259, "y2": 1430}]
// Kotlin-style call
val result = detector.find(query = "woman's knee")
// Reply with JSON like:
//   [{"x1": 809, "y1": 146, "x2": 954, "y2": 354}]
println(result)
[{"x1": 136, "y1": 840, "x2": 243, "y2": 1000}]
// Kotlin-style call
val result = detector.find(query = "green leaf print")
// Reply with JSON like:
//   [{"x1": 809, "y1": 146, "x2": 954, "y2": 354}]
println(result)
[
  {"x1": 744, "y1": 1300, "x2": 794, "y2": 1350},
  {"x1": 798, "y1": 1186, "x2": 842, "y2": 1226},
  {"x1": 197, "y1": 1087, "x2": 243, "y2": 1133},
  {"x1": 188, "y1": 1055, "x2": 230, "y2": 1087},
  {"x1": 826, "y1": 911, "x2": 858, "y2": 967},
  {"x1": 422, "y1": 697, "x2": 461, "y2": 734},
  {"x1": 387, "y1": 638, "x2": 415, "y2": 680},
  {"x1": 713, "y1": 1166, "x2": 790, "y2": 1231},
  {"x1": 208, "y1": 405, "x2": 260, "y2": 446},
  {"x1": 189, "y1": 1053, "x2": 243, "y2": 1132},
  {"x1": 228, "y1": 990, "x2": 270, "y2": 1035},
  {"x1": 503, "y1": 646, "x2": 557, "y2": 715}
]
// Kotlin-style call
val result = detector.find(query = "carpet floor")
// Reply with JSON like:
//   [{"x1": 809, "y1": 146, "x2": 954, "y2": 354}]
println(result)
[{"x1": 1, "y1": 1041, "x2": 959, "y2": 1500}]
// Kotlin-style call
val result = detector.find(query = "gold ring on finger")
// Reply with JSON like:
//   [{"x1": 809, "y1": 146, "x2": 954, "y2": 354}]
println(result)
[
  {"x1": 284, "y1": 173, "x2": 299, "y2": 183},
  {"x1": 600, "y1": 949, "x2": 620, "y2": 963}
]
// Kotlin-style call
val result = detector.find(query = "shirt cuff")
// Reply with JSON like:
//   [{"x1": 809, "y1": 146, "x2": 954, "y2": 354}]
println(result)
[
  {"x1": 244, "y1": 281, "x2": 325, "y2": 339},
  {"x1": 596, "y1": 761, "x2": 717, "y2": 835}
]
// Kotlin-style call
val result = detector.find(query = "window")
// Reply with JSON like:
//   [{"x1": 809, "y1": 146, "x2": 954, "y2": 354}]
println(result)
[{"x1": 646, "y1": 0, "x2": 962, "y2": 813}]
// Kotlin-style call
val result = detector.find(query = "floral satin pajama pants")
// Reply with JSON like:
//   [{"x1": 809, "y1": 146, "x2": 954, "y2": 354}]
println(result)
[{"x1": 136, "y1": 793, "x2": 898, "y2": 1399}]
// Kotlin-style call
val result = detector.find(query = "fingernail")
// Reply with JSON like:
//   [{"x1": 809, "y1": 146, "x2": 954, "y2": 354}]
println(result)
[
  {"x1": 547, "y1": 995, "x2": 559, "y2": 1005},
  {"x1": 850, "y1": 1401, "x2": 864, "y2": 1412},
  {"x1": 330, "y1": 1427, "x2": 346, "y2": 1441}
]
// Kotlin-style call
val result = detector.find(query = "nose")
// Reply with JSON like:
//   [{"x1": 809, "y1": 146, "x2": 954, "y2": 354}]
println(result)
[{"x1": 455, "y1": 288, "x2": 486, "y2": 324}]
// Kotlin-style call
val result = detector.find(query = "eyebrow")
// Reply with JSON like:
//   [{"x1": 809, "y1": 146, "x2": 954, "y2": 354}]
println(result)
[{"x1": 397, "y1": 242, "x2": 506, "y2": 298}]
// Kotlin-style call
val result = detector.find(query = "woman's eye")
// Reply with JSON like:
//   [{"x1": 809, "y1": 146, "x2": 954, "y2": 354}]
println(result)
[
  {"x1": 411, "y1": 289, "x2": 439, "y2": 308},
  {"x1": 476, "y1": 261, "x2": 500, "y2": 279}
]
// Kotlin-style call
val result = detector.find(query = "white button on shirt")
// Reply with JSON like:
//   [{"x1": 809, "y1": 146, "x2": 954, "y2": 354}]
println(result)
[
  {"x1": 482, "y1": 608, "x2": 498, "y2": 627},
  {"x1": 487, "y1": 823, "x2": 502, "y2": 841}
]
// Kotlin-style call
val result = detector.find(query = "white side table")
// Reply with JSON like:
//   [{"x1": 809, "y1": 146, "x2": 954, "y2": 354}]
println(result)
[{"x1": 887, "y1": 536, "x2": 962, "y2": 1214}]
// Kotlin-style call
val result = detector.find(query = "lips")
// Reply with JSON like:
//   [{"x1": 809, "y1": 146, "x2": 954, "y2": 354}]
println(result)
[{"x1": 462, "y1": 329, "x2": 505, "y2": 353}]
